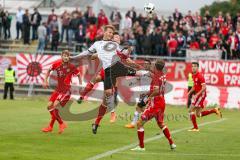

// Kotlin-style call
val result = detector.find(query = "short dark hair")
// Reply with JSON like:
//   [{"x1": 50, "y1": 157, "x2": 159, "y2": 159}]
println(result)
[
  {"x1": 113, "y1": 31, "x2": 119, "y2": 36},
  {"x1": 155, "y1": 59, "x2": 165, "y2": 71},
  {"x1": 104, "y1": 25, "x2": 115, "y2": 32},
  {"x1": 62, "y1": 50, "x2": 70, "y2": 56},
  {"x1": 192, "y1": 62, "x2": 199, "y2": 67}
]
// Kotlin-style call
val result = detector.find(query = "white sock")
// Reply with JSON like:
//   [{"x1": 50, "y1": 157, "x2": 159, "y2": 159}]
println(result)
[{"x1": 131, "y1": 111, "x2": 139, "y2": 125}]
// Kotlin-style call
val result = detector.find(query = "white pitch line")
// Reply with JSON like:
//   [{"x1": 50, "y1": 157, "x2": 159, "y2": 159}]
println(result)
[{"x1": 85, "y1": 118, "x2": 227, "y2": 160}]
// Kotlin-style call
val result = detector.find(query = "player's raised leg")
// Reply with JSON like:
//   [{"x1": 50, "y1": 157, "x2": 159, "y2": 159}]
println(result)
[{"x1": 78, "y1": 73, "x2": 103, "y2": 104}]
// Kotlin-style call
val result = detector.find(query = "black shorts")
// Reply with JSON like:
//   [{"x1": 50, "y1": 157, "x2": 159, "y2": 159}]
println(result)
[{"x1": 104, "y1": 62, "x2": 136, "y2": 90}]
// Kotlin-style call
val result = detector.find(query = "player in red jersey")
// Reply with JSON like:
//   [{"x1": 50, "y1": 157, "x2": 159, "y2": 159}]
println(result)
[
  {"x1": 131, "y1": 59, "x2": 176, "y2": 151},
  {"x1": 41, "y1": 50, "x2": 80, "y2": 134},
  {"x1": 188, "y1": 62, "x2": 222, "y2": 132}
]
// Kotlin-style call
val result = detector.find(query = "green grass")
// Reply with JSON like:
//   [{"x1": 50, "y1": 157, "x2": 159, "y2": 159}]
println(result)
[{"x1": 0, "y1": 97, "x2": 240, "y2": 160}]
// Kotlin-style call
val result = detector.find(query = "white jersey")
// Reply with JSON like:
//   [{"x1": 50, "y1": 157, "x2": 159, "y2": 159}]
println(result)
[{"x1": 88, "y1": 40, "x2": 125, "y2": 69}]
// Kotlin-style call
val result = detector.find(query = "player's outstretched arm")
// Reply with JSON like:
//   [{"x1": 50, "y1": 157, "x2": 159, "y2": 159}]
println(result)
[
  {"x1": 195, "y1": 83, "x2": 206, "y2": 97},
  {"x1": 148, "y1": 86, "x2": 160, "y2": 99},
  {"x1": 43, "y1": 69, "x2": 51, "y2": 88},
  {"x1": 70, "y1": 50, "x2": 93, "y2": 60},
  {"x1": 125, "y1": 58, "x2": 143, "y2": 70},
  {"x1": 188, "y1": 86, "x2": 195, "y2": 97}
]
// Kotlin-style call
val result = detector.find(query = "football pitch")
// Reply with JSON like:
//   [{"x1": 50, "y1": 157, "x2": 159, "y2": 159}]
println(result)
[{"x1": 0, "y1": 97, "x2": 240, "y2": 160}]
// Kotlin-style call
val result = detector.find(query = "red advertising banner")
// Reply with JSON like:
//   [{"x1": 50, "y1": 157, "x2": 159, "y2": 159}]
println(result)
[{"x1": 165, "y1": 60, "x2": 240, "y2": 87}]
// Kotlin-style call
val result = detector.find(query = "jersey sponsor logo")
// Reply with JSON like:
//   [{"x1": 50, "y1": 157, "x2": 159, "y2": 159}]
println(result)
[{"x1": 103, "y1": 41, "x2": 118, "y2": 52}]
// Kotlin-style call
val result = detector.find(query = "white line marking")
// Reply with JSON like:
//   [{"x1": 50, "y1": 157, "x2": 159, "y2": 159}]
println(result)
[{"x1": 85, "y1": 118, "x2": 227, "y2": 160}]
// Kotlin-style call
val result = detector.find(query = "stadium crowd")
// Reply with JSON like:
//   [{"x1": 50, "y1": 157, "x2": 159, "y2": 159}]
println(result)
[{"x1": 1, "y1": 4, "x2": 240, "y2": 59}]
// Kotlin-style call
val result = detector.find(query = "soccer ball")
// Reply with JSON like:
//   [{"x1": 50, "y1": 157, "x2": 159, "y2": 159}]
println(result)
[{"x1": 144, "y1": 2, "x2": 155, "y2": 14}]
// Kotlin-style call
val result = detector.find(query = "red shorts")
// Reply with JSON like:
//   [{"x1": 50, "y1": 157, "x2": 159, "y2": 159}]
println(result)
[
  {"x1": 99, "y1": 68, "x2": 105, "y2": 81},
  {"x1": 49, "y1": 90, "x2": 71, "y2": 107},
  {"x1": 141, "y1": 96, "x2": 165, "y2": 125},
  {"x1": 192, "y1": 92, "x2": 206, "y2": 108}
]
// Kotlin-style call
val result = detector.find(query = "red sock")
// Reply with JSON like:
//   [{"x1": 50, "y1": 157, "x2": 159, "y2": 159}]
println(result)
[
  {"x1": 201, "y1": 109, "x2": 216, "y2": 117},
  {"x1": 49, "y1": 110, "x2": 56, "y2": 128},
  {"x1": 162, "y1": 126, "x2": 173, "y2": 145},
  {"x1": 95, "y1": 104, "x2": 107, "y2": 125},
  {"x1": 55, "y1": 109, "x2": 63, "y2": 124},
  {"x1": 190, "y1": 113, "x2": 198, "y2": 129},
  {"x1": 137, "y1": 128, "x2": 144, "y2": 148},
  {"x1": 81, "y1": 82, "x2": 94, "y2": 98}
]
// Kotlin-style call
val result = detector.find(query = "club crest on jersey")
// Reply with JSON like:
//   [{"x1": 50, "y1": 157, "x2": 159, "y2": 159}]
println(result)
[{"x1": 103, "y1": 41, "x2": 117, "y2": 52}]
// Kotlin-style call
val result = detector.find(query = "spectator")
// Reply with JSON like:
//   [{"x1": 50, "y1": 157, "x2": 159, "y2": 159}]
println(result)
[
  {"x1": 167, "y1": 33, "x2": 178, "y2": 56},
  {"x1": 84, "y1": 6, "x2": 92, "y2": 21},
  {"x1": 88, "y1": 12, "x2": 97, "y2": 25},
  {"x1": 84, "y1": 6, "x2": 96, "y2": 25},
  {"x1": 97, "y1": 9, "x2": 108, "y2": 29},
  {"x1": 173, "y1": 8, "x2": 183, "y2": 22},
  {"x1": 31, "y1": 8, "x2": 42, "y2": 40},
  {"x1": 189, "y1": 38, "x2": 200, "y2": 50},
  {"x1": 48, "y1": 16, "x2": 58, "y2": 35},
  {"x1": 199, "y1": 33, "x2": 208, "y2": 50},
  {"x1": 209, "y1": 33, "x2": 220, "y2": 49},
  {"x1": 110, "y1": 9, "x2": 122, "y2": 30},
  {"x1": 23, "y1": 9, "x2": 31, "y2": 44},
  {"x1": 110, "y1": 8, "x2": 122, "y2": 30},
  {"x1": 128, "y1": 33, "x2": 137, "y2": 56},
  {"x1": 161, "y1": 31, "x2": 168, "y2": 56},
  {"x1": 47, "y1": 8, "x2": 57, "y2": 25},
  {"x1": 16, "y1": 7, "x2": 24, "y2": 39},
  {"x1": 220, "y1": 22, "x2": 230, "y2": 39},
  {"x1": 2, "y1": 10, "x2": 12, "y2": 39},
  {"x1": 51, "y1": 27, "x2": 60, "y2": 51},
  {"x1": 227, "y1": 31, "x2": 238, "y2": 59},
  {"x1": 96, "y1": 26, "x2": 104, "y2": 40},
  {"x1": 135, "y1": 27, "x2": 144, "y2": 54},
  {"x1": 123, "y1": 14, "x2": 132, "y2": 32},
  {"x1": 204, "y1": 10, "x2": 212, "y2": 22},
  {"x1": 37, "y1": 22, "x2": 47, "y2": 54},
  {"x1": 142, "y1": 28, "x2": 153, "y2": 55},
  {"x1": 126, "y1": 7, "x2": 137, "y2": 23},
  {"x1": 72, "y1": 7, "x2": 81, "y2": 16},
  {"x1": 0, "y1": 7, "x2": 5, "y2": 39},
  {"x1": 77, "y1": 12, "x2": 86, "y2": 29},
  {"x1": 86, "y1": 24, "x2": 97, "y2": 46},
  {"x1": 60, "y1": 10, "x2": 70, "y2": 42},
  {"x1": 75, "y1": 24, "x2": 86, "y2": 52},
  {"x1": 68, "y1": 13, "x2": 80, "y2": 46},
  {"x1": 152, "y1": 27, "x2": 162, "y2": 55}
]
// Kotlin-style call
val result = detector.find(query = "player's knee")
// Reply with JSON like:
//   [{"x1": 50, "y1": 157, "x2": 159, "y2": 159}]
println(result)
[
  {"x1": 136, "y1": 106, "x2": 142, "y2": 113},
  {"x1": 104, "y1": 90, "x2": 113, "y2": 97},
  {"x1": 158, "y1": 123, "x2": 165, "y2": 129},
  {"x1": 189, "y1": 107, "x2": 195, "y2": 113},
  {"x1": 196, "y1": 112, "x2": 201, "y2": 118},
  {"x1": 137, "y1": 120, "x2": 143, "y2": 129},
  {"x1": 47, "y1": 102, "x2": 53, "y2": 110}
]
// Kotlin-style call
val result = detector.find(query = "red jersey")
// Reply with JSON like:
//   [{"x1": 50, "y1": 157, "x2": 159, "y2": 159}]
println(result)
[
  {"x1": 50, "y1": 60, "x2": 79, "y2": 93},
  {"x1": 150, "y1": 71, "x2": 166, "y2": 97},
  {"x1": 192, "y1": 71, "x2": 206, "y2": 94}
]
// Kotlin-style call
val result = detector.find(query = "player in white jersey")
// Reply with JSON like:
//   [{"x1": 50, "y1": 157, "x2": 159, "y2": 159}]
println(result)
[{"x1": 71, "y1": 25, "x2": 142, "y2": 134}]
